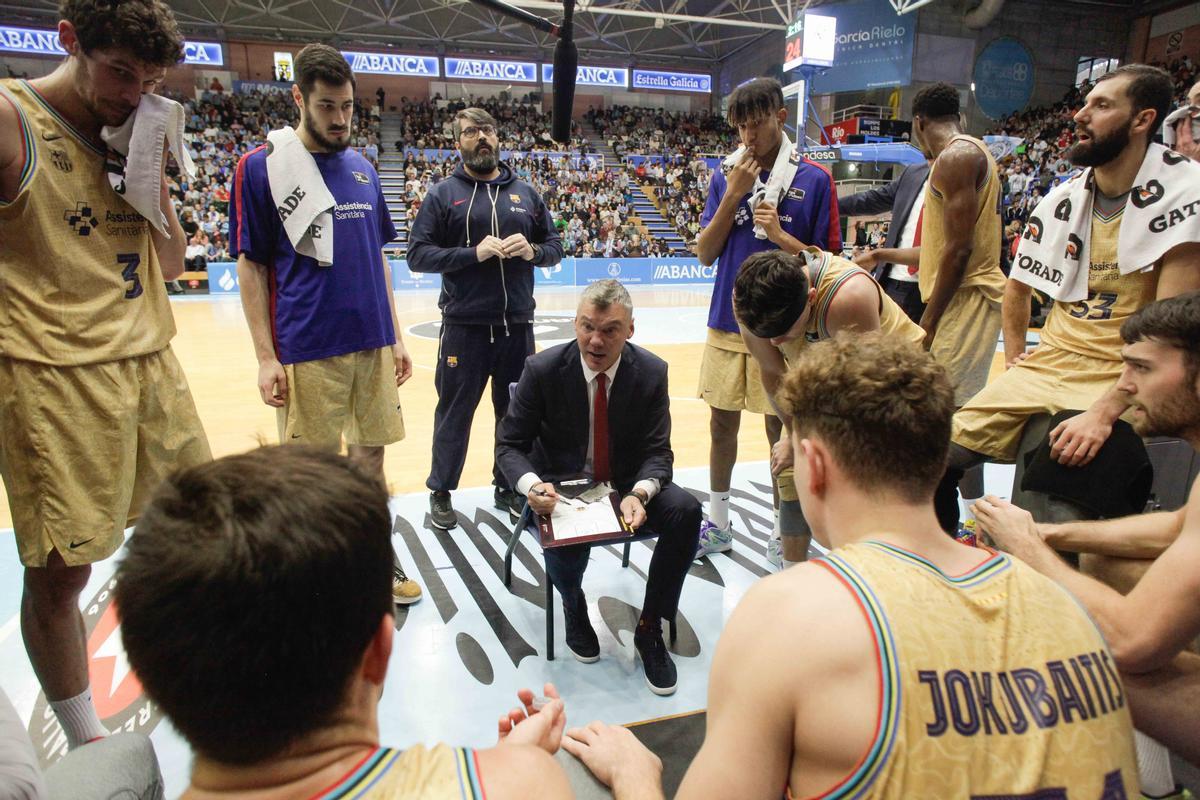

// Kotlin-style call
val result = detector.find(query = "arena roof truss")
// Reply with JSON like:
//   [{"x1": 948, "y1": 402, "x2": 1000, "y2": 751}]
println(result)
[{"x1": 4, "y1": 0, "x2": 799, "y2": 69}]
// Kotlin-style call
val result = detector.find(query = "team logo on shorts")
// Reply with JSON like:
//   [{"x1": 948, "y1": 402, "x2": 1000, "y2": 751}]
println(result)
[
  {"x1": 1054, "y1": 198, "x2": 1072, "y2": 222},
  {"x1": 510, "y1": 194, "x2": 521, "y2": 203},
  {"x1": 1065, "y1": 233, "x2": 1083, "y2": 261},
  {"x1": 1022, "y1": 216, "x2": 1044, "y2": 244},
  {"x1": 49, "y1": 148, "x2": 73, "y2": 172},
  {"x1": 352, "y1": 171, "x2": 371, "y2": 184},
  {"x1": 1130, "y1": 180, "x2": 1165, "y2": 209},
  {"x1": 447, "y1": 355, "x2": 459, "y2": 368},
  {"x1": 63, "y1": 202, "x2": 99, "y2": 236},
  {"x1": 28, "y1": 576, "x2": 166, "y2": 767}
]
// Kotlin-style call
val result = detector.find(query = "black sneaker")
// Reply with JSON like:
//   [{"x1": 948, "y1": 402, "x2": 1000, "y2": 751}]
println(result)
[
  {"x1": 563, "y1": 597, "x2": 600, "y2": 663},
  {"x1": 635, "y1": 628, "x2": 677, "y2": 696},
  {"x1": 429, "y1": 491, "x2": 457, "y2": 530},
  {"x1": 494, "y1": 486, "x2": 524, "y2": 521}
]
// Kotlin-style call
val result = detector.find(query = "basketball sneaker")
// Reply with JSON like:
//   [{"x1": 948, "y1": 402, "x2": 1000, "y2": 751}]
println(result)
[
  {"x1": 392, "y1": 565, "x2": 422, "y2": 605},
  {"x1": 766, "y1": 533, "x2": 783, "y2": 570},
  {"x1": 1142, "y1": 789, "x2": 1195, "y2": 800},
  {"x1": 695, "y1": 519, "x2": 733, "y2": 559},
  {"x1": 429, "y1": 490, "x2": 457, "y2": 530}
]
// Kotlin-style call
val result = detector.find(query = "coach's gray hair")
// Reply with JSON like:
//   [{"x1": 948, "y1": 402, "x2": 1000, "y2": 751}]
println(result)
[
  {"x1": 453, "y1": 107, "x2": 498, "y2": 139},
  {"x1": 580, "y1": 279, "x2": 633, "y2": 312}
]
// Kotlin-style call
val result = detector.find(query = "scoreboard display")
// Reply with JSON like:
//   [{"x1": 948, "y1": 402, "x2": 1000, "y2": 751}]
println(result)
[{"x1": 783, "y1": 12, "x2": 837, "y2": 72}]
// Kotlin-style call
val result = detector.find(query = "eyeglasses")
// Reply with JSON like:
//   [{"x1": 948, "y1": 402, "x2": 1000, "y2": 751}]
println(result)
[{"x1": 461, "y1": 125, "x2": 497, "y2": 139}]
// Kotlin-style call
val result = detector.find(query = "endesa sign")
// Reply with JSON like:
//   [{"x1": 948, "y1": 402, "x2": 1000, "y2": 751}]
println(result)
[
  {"x1": 344, "y1": 51, "x2": 439, "y2": 77},
  {"x1": 444, "y1": 57, "x2": 537, "y2": 82},
  {"x1": 0, "y1": 25, "x2": 222, "y2": 65},
  {"x1": 541, "y1": 63, "x2": 628, "y2": 88},
  {"x1": 631, "y1": 69, "x2": 712, "y2": 93}
]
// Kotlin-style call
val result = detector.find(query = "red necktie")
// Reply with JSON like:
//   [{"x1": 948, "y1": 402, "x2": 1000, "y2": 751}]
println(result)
[
  {"x1": 908, "y1": 206, "x2": 925, "y2": 275},
  {"x1": 593, "y1": 373, "x2": 611, "y2": 482}
]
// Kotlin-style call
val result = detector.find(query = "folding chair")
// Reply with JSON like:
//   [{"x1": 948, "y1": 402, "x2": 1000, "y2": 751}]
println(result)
[{"x1": 502, "y1": 502, "x2": 677, "y2": 660}]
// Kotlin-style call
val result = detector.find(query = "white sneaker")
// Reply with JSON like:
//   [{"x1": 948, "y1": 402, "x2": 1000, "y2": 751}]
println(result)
[
  {"x1": 695, "y1": 519, "x2": 733, "y2": 559},
  {"x1": 766, "y1": 535, "x2": 783, "y2": 570}
]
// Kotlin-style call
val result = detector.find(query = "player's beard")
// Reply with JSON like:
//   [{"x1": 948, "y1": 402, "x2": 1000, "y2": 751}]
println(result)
[
  {"x1": 303, "y1": 113, "x2": 350, "y2": 152},
  {"x1": 1065, "y1": 118, "x2": 1131, "y2": 167},
  {"x1": 463, "y1": 141, "x2": 498, "y2": 174},
  {"x1": 1130, "y1": 378, "x2": 1200, "y2": 439}
]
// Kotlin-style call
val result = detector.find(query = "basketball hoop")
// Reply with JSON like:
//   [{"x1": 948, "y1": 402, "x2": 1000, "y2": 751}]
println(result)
[{"x1": 888, "y1": 0, "x2": 940, "y2": 14}]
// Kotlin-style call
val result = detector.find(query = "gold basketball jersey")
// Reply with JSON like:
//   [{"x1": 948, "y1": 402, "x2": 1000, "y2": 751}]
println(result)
[
  {"x1": 803, "y1": 250, "x2": 925, "y2": 347},
  {"x1": 0, "y1": 80, "x2": 174, "y2": 366},
  {"x1": 918, "y1": 135, "x2": 1007, "y2": 307},
  {"x1": 318, "y1": 745, "x2": 485, "y2": 799},
  {"x1": 800, "y1": 541, "x2": 1138, "y2": 799},
  {"x1": 1038, "y1": 207, "x2": 1158, "y2": 362}
]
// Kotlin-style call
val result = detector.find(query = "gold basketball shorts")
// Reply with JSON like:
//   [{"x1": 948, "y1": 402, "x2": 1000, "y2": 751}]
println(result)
[
  {"x1": 278, "y1": 346, "x2": 405, "y2": 450},
  {"x1": 952, "y1": 345, "x2": 1124, "y2": 462},
  {"x1": 0, "y1": 346, "x2": 212, "y2": 567}
]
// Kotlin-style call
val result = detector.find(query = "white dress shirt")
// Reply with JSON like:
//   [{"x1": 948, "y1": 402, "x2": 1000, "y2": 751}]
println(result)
[{"x1": 517, "y1": 353, "x2": 661, "y2": 502}]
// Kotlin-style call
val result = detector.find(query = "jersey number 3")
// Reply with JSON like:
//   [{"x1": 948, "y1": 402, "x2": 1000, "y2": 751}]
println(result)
[{"x1": 118, "y1": 253, "x2": 143, "y2": 300}]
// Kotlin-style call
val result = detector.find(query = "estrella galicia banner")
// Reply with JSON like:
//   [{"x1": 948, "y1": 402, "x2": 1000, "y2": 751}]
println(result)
[
  {"x1": 807, "y1": 0, "x2": 914, "y2": 95},
  {"x1": 973, "y1": 37, "x2": 1036, "y2": 120}
]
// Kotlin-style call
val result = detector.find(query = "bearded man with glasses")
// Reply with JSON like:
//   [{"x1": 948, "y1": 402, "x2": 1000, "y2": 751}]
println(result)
[{"x1": 408, "y1": 107, "x2": 564, "y2": 530}]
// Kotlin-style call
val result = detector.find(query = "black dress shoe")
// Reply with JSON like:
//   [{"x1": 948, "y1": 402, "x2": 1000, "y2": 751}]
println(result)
[
  {"x1": 429, "y1": 491, "x2": 457, "y2": 530},
  {"x1": 494, "y1": 486, "x2": 524, "y2": 521},
  {"x1": 563, "y1": 598, "x2": 600, "y2": 663},
  {"x1": 635, "y1": 629, "x2": 677, "y2": 696}
]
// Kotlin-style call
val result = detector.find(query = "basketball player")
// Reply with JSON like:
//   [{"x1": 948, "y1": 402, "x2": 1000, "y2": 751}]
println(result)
[
  {"x1": 230, "y1": 43, "x2": 421, "y2": 604},
  {"x1": 116, "y1": 447, "x2": 575, "y2": 799},
  {"x1": 565, "y1": 334, "x2": 1138, "y2": 798},
  {"x1": 974, "y1": 291, "x2": 1200, "y2": 770},
  {"x1": 907, "y1": 83, "x2": 1007, "y2": 407},
  {"x1": 694, "y1": 77, "x2": 840, "y2": 561},
  {"x1": 943, "y1": 65, "x2": 1200, "y2": 534},
  {"x1": 0, "y1": 0, "x2": 211, "y2": 748},
  {"x1": 732, "y1": 248, "x2": 924, "y2": 566}
]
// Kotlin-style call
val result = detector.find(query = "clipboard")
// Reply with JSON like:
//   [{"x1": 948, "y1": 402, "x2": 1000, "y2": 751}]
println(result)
[{"x1": 535, "y1": 480, "x2": 635, "y2": 548}]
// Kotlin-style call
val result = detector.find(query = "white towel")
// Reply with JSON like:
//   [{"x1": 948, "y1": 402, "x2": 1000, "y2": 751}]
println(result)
[
  {"x1": 265, "y1": 127, "x2": 335, "y2": 266},
  {"x1": 101, "y1": 93, "x2": 194, "y2": 236},
  {"x1": 1011, "y1": 143, "x2": 1200, "y2": 302},
  {"x1": 721, "y1": 134, "x2": 800, "y2": 240}
]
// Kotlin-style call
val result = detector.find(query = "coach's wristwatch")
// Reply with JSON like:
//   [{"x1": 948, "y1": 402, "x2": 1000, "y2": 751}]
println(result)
[
  {"x1": 625, "y1": 488, "x2": 650, "y2": 506},
  {"x1": 529, "y1": 242, "x2": 543, "y2": 263}
]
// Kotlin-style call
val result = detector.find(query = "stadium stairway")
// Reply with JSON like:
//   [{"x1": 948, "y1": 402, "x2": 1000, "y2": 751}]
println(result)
[
  {"x1": 582, "y1": 120, "x2": 691, "y2": 256},
  {"x1": 378, "y1": 111, "x2": 409, "y2": 257}
]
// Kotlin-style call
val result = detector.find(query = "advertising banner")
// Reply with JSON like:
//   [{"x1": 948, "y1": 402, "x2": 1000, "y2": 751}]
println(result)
[
  {"x1": 807, "y1": 0, "x2": 914, "y2": 95},
  {"x1": 973, "y1": 37, "x2": 1036, "y2": 120}
]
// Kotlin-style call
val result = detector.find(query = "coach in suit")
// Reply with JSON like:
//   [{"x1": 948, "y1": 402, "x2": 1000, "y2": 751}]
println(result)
[
  {"x1": 497, "y1": 279, "x2": 702, "y2": 696},
  {"x1": 838, "y1": 161, "x2": 930, "y2": 322}
]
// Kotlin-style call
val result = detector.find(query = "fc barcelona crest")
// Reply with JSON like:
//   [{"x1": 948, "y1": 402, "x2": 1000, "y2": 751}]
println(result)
[
  {"x1": 510, "y1": 194, "x2": 521, "y2": 203},
  {"x1": 49, "y1": 148, "x2": 72, "y2": 173}
]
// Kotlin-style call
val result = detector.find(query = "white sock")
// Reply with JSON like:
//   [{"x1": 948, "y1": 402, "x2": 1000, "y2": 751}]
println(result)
[
  {"x1": 1135, "y1": 730, "x2": 1175, "y2": 797},
  {"x1": 709, "y1": 492, "x2": 730, "y2": 530},
  {"x1": 772, "y1": 508, "x2": 781, "y2": 539},
  {"x1": 49, "y1": 688, "x2": 107, "y2": 749}
]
